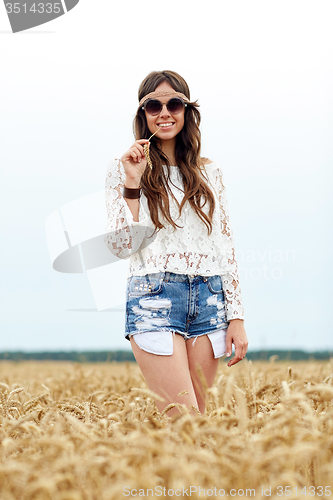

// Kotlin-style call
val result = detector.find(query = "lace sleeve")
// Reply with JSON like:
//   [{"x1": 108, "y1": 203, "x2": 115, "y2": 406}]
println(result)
[
  {"x1": 104, "y1": 158, "x2": 149, "y2": 259},
  {"x1": 217, "y1": 166, "x2": 245, "y2": 321}
]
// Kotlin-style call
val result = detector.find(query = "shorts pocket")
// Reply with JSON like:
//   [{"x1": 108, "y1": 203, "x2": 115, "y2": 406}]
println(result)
[
  {"x1": 204, "y1": 275, "x2": 223, "y2": 294},
  {"x1": 128, "y1": 274, "x2": 164, "y2": 296}
]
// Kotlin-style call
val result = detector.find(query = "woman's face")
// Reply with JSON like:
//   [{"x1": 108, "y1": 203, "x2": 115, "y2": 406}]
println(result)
[{"x1": 144, "y1": 81, "x2": 185, "y2": 142}]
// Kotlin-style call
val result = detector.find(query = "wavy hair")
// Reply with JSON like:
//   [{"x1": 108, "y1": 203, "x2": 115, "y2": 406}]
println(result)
[{"x1": 133, "y1": 70, "x2": 216, "y2": 235}]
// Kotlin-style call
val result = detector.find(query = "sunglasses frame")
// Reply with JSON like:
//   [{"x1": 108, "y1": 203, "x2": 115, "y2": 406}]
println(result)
[{"x1": 142, "y1": 97, "x2": 187, "y2": 116}]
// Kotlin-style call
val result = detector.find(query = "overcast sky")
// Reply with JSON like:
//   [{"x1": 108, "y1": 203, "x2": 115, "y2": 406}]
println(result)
[{"x1": 0, "y1": 0, "x2": 332, "y2": 353}]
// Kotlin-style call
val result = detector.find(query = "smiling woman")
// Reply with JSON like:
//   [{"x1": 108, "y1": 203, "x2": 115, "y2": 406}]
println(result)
[{"x1": 104, "y1": 70, "x2": 248, "y2": 417}]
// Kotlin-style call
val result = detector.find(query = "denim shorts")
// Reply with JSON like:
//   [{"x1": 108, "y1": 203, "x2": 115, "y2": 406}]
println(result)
[{"x1": 125, "y1": 272, "x2": 229, "y2": 358}]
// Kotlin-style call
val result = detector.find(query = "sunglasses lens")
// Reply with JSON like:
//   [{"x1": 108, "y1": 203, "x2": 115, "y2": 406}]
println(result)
[
  {"x1": 167, "y1": 98, "x2": 184, "y2": 114},
  {"x1": 144, "y1": 98, "x2": 185, "y2": 115},
  {"x1": 145, "y1": 100, "x2": 162, "y2": 115}
]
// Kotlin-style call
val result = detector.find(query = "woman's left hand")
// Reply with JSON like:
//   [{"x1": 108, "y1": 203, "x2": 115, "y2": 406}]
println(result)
[{"x1": 225, "y1": 319, "x2": 248, "y2": 367}]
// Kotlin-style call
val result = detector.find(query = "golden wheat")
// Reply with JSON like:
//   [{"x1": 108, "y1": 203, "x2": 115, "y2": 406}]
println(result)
[
  {"x1": 0, "y1": 359, "x2": 332, "y2": 500},
  {"x1": 143, "y1": 128, "x2": 161, "y2": 170}
]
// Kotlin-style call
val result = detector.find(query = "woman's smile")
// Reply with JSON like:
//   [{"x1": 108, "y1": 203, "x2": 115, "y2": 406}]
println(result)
[{"x1": 157, "y1": 122, "x2": 175, "y2": 129}]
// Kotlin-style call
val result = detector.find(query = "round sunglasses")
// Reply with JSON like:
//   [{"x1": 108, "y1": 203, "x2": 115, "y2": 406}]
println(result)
[{"x1": 142, "y1": 97, "x2": 187, "y2": 116}]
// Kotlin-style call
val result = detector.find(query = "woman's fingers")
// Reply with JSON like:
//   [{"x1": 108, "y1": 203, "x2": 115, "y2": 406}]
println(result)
[
  {"x1": 120, "y1": 139, "x2": 152, "y2": 182},
  {"x1": 129, "y1": 146, "x2": 144, "y2": 162},
  {"x1": 225, "y1": 321, "x2": 248, "y2": 367},
  {"x1": 134, "y1": 140, "x2": 150, "y2": 161},
  {"x1": 123, "y1": 140, "x2": 150, "y2": 163},
  {"x1": 228, "y1": 339, "x2": 248, "y2": 367},
  {"x1": 136, "y1": 139, "x2": 150, "y2": 145}
]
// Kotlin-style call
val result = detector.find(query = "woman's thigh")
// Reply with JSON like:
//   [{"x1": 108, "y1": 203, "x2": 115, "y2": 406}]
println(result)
[{"x1": 130, "y1": 333, "x2": 199, "y2": 415}]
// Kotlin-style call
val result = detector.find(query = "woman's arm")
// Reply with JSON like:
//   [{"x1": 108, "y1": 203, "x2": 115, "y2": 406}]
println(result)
[
  {"x1": 123, "y1": 176, "x2": 140, "y2": 222},
  {"x1": 104, "y1": 158, "x2": 148, "y2": 259},
  {"x1": 216, "y1": 165, "x2": 248, "y2": 365},
  {"x1": 217, "y1": 166, "x2": 245, "y2": 320},
  {"x1": 120, "y1": 139, "x2": 150, "y2": 222}
]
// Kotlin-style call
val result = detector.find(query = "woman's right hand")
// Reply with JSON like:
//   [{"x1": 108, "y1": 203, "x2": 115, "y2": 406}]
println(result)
[{"x1": 121, "y1": 139, "x2": 150, "y2": 187}]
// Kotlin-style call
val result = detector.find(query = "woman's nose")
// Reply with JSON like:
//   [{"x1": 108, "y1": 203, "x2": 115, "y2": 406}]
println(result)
[{"x1": 159, "y1": 104, "x2": 171, "y2": 117}]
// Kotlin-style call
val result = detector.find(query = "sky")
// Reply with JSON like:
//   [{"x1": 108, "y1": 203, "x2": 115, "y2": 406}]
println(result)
[{"x1": 0, "y1": 0, "x2": 332, "y2": 353}]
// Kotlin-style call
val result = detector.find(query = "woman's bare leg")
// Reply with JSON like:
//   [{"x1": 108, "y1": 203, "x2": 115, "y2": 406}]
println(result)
[
  {"x1": 130, "y1": 333, "x2": 199, "y2": 417},
  {"x1": 186, "y1": 335, "x2": 220, "y2": 414}
]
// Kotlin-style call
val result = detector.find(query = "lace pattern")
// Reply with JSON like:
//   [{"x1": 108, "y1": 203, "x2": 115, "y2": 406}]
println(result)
[{"x1": 104, "y1": 158, "x2": 244, "y2": 321}]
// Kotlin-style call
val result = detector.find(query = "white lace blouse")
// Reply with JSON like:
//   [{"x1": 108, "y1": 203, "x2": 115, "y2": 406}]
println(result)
[{"x1": 104, "y1": 158, "x2": 244, "y2": 321}]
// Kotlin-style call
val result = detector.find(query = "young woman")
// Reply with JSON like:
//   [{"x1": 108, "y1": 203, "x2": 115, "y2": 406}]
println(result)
[{"x1": 105, "y1": 70, "x2": 248, "y2": 417}]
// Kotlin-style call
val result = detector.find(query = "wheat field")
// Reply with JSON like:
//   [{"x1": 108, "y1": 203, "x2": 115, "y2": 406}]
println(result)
[{"x1": 0, "y1": 359, "x2": 332, "y2": 500}]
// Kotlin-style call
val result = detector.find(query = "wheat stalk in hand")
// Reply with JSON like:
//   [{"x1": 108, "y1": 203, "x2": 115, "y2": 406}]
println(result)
[{"x1": 143, "y1": 128, "x2": 161, "y2": 170}]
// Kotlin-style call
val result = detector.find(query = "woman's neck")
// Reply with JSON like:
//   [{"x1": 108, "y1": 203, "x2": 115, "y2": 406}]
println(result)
[{"x1": 158, "y1": 138, "x2": 176, "y2": 166}]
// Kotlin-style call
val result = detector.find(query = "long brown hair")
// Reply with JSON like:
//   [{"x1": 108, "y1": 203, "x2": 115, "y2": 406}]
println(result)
[{"x1": 134, "y1": 70, "x2": 216, "y2": 235}]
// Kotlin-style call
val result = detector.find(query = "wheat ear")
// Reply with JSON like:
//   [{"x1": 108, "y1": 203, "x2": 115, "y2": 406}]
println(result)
[{"x1": 143, "y1": 128, "x2": 161, "y2": 170}]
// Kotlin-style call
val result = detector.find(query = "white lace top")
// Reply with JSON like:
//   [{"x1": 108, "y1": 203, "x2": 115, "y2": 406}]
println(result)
[{"x1": 104, "y1": 158, "x2": 244, "y2": 321}]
